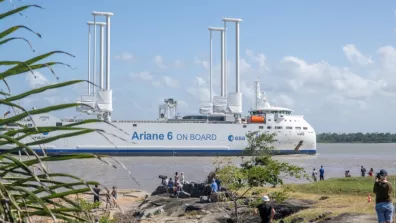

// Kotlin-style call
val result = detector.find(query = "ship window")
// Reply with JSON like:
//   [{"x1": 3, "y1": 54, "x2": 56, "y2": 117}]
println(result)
[
  {"x1": 275, "y1": 119, "x2": 277, "y2": 122},
  {"x1": 56, "y1": 122, "x2": 62, "y2": 127},
  {"x1": 268, "y1": 119, "x2": 271, "y2": 121},
  {"x1": 275, "y1": 126, "x2": 283, "y2": 129},
  {"x1": 267, "y1": 126, "x2": 272, "y2": 129},
  {"x1": 28, "y1": 124, "x2": 33, "y2": 127},
  {"x1": 259, "y1": 126, "x2": 263, "y2": 129},
  {"x1": 303, "y1": 127, "x2": 308, "y2": 130},
  {"x1": 209, "y1": 116, "x2": 225, "y2": 121},
  {"x1": 243, "y1": 125, "x2": 247, "y2": 128},
  {"x1": 286, "y1": 126, "x2": 292, "y2": 129},
  {"x1": 295, "y1": 127, "x2": 301, "y2": 130},
  {"x1": 133, "y1": 124, "x2": 137, "y2": 127}
]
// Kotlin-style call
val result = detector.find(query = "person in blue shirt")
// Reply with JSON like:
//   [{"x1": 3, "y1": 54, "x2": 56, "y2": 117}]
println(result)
[
  {"x1": 211, "y1": 179, "x2": 218, "y2": 193},
  {"x1": 167, "y1": 178, "x2": 174, "y2": 193},
  {"x1": 319, "y1": 166, "x2": 325, "y2": 181}
]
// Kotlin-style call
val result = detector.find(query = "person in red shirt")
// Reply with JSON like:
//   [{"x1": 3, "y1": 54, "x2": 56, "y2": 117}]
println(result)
[{"x1": 369, "y1": 168, "x2": 374, "y2": 177}]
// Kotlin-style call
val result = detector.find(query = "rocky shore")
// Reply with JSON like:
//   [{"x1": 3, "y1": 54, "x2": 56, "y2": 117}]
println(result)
[{"x1": 109, "y1": 183, "x2": 378, "y2": 223}]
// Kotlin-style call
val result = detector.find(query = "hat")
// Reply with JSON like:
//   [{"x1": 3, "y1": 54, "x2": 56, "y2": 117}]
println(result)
[
  {"x1": 379, "y1": 169, "x2": 388, "y2": 177},
  {"x1": 262, "y1": 195, "x2": 270, "y2": 202}
]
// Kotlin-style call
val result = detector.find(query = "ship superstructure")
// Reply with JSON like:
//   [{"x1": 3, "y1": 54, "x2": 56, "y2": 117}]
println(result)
[{"x1": 3, "y1": 12, "x2": 316, "y2": 156}]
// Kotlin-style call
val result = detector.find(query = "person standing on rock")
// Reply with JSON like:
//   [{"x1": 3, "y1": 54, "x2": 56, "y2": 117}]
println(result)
[
  {"x1": 373, "y1": 169, "x2": 393, "y2": 223},
  {"x1": 319, "y1": 166, "x2": 325, "y2": 181},
  {"x1": 175, "y1": 172, "x2": 180, "y2": 184},
  {"x1": 254, "y1": 195, "x2": 275, "y2": 223}
]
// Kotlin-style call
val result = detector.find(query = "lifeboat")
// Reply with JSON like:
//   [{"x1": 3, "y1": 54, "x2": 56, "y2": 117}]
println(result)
[{"x1": 250, "y1": 115, "x2": 265, "y2": 123}]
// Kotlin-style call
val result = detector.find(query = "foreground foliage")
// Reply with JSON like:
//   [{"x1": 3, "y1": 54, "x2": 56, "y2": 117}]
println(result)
[
  {"x1": 215, "y1": 131, "x2": 308, "y2": 222},
  {"x1": 0, "y1": 2, "x2": 129, "y2": 222}
]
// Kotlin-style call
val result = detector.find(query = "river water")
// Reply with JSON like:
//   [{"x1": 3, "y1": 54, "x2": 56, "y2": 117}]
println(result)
[{"x1": 46, "y1": 143, "x2": 396, "y2": 192}]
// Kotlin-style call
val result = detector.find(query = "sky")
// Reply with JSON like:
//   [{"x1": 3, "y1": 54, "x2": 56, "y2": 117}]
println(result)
[{"x1": 1, "y1": 0, "x2": 396, "y2": 133}]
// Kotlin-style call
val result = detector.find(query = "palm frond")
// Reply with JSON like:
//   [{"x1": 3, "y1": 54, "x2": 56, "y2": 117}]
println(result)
[
  {"x1": 0, "y1": 5, "x2": 42, "y2": 20},
  {"x1": 5, "y1": 80, "x2": 85, "y2": 102},
  {"x1": 0, "y1": 37, "x2": 35, "y2": 51},
  {"x1": 0, "y1": 25, "x2": 41, "y2": 39},
  {"x1": 0, "y1": 52, "x2": 75, "y2": 80}
]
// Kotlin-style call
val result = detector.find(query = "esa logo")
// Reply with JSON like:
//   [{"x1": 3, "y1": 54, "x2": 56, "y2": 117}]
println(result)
[
  {"x1": 43, "y1": 132, "x2": 49, "y2": 135},
  {"x1": 228, "y1": 135, "x2": 246, "y2": 142}
]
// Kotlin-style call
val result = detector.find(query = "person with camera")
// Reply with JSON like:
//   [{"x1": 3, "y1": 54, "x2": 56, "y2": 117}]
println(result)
[{"x1": 373, "y1": 169, "x2": 393, "y2": 223}]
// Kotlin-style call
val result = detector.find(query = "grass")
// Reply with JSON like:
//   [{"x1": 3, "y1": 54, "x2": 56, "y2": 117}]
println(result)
[
  {"x1": 243, "y1": 176, "x2": 396, "y2": 223},
  {"x1": 289, "y1": 175, "x2": 396, "y2": 196}
]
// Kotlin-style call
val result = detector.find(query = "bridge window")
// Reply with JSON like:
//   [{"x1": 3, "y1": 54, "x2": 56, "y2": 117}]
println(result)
[
  {"x1": 56, "y1": 122, "x2": 62, "y2": 127},
  {"x1": 303, "y1": 127, "x2": 308, "y2": 130},
  {"x1": 286, "y1": 126, "x2": 293, "y2": 129},
  {"x1": 275, "y1": 126, "x2": 283, "y2": 129},
  {"x1": 28, "y1": 124, "x2": 33, "y2": 127},
  {"x1": 268, "y1": 119, "x2": 271, "y2": 121},
  {"x1": 243, "y1": 125, "x2": 247, "y2": 128},
  {"x1": 259, "y1": 126, "x2": 263, "y2": 129},
  {"x1": 133, "y1": 124, "x2": 137, "y2": 127},
  {"x1": 267, "y1": 126, "x2": 272, "y2": 129},
  {"x1": 295, "y1": 127, "x2": 301, "y2": 130}
]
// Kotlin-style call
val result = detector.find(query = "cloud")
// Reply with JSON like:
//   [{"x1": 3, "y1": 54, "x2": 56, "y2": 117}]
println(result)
[
  {"x1": 130, "y1": 71, "x2": 153, "y2": 81},
  {"x1": 187, "y1": 76, "x2": 211, "y2": 102},
  {"x1": 114, "y1": 52, "x2": 134, "y2": 62},
  {"x1": 26, "y1": 71, "x2": 50, "y2": 89},
  {"x1": 163, "y1": 76, "x2": 179, "y2": 88},
  {"x1": 130, "y1": 71, "x2": 161, "y2": 87},
  {"x1": 154, "y1": 56, "x2": 167, "y2": 69},
  {"x1": 174, "y1": 60, "x2": 183, "y2": 68},
  {"x1": 342, "y1": 44, "x2": 374, "y2": 66},
  {"x1": 195, "y1": 58, "x2": 209, "y2": 70},
  {"x1": 246, "y1": 49, "x2": 270, "y2": 71}
]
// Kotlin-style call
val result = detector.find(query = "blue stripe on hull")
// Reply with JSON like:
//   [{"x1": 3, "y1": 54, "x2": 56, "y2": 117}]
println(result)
[{"x1": 0, "y1": 149, "x2": 317, "y2": 156}]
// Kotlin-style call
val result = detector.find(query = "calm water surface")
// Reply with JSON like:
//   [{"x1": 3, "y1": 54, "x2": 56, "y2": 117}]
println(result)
[{"x1": 46, "y1": 143, "x2": 396, "y2": 192}]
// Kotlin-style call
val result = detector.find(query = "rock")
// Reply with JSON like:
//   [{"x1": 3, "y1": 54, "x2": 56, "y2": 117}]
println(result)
[
  {"x1": 151, "y1": 186, "x2": 168, "y2": 196},
  {"x1": 185, "y1": 205, "x2": 202, "y2": 212},
  {"x1": 291, "y1": 217, "x2": 305, "y2": 223},
  {"x1": 319, "y1": 196, "x2": 329, "y2": 200},
  {"x1": 272, "y1": 199, "x2": 316, "y2": 219}
]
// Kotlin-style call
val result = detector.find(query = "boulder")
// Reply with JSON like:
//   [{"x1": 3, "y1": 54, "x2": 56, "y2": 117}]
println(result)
[{"x1": 151, "y1": 186, "x2": 168, "y2": 196}]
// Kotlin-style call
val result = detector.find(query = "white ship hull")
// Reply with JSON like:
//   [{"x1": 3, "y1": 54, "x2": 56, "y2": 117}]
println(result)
[{"x1": 8, "y1": 114, "x2": 316, "y2": 156}]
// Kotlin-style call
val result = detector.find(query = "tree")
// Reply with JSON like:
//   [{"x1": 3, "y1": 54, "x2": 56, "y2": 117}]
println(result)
[
  {"x1": 0, "y1": 2, "x2": 132, "y2": 222},
  {"x1": 215, "y1": 131, "x2": 308, "y2": 222}
]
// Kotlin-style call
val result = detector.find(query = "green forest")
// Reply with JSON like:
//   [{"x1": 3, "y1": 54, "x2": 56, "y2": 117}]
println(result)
[{"x1": 317, "y1": 133, "x2": 396, "y2": 143}]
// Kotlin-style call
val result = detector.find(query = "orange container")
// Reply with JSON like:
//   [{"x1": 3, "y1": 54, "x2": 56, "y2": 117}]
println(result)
[{"x1": 250, "y1": 115, "x2": 265, "y2": 123}]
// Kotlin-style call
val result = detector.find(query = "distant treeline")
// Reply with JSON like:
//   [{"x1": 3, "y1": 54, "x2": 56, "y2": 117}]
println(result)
[{"x1": 317, "y1": 133, "x2": 396, "y2": 143}]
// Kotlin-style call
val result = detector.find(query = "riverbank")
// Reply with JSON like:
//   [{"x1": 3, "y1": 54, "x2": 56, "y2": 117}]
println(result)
[
  {"x1": 109, "y1": 176, "x2": 383, "y2": 222},
  {"x1": 32, "y1": 176, "x2": 384, "y2": 222}
]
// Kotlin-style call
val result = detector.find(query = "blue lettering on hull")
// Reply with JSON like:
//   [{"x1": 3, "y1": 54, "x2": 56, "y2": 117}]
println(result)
[
  {"x1": 131, "y1": 132, "x2": 217, "y2": 141},
  {"x1": 0, "y1": 148, "x2": 317, "y2": 156}
]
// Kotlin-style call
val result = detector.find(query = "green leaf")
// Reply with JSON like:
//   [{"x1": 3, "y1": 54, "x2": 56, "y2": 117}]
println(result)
[
  {"x1": 0, "y1": 50, "x2": 75, "y2": 80},
  {"x1": 0, "y1": 25, "x2": 41, "y2": 39},
  {"x1": 4, "y1": 126, "x2": 86, "y2": 137},
  {"x1": 12, "y1": 186, "x2": 57, "y2": 221},
  {"x1": 0, "y1": 5, "x2": 43, "y2": 20},
  {"x1": 5, "y1": 80, "x2": 85, "y2": 102},
  {"x1": 25, "y1": 129, "x2": 96, "y2": 146},
  {"x1": 0, "y1": 37, "x2": 34, "y2": 51},
  {"x1": 0, "y1": 103, "x2": 84, "y2": 126}
]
